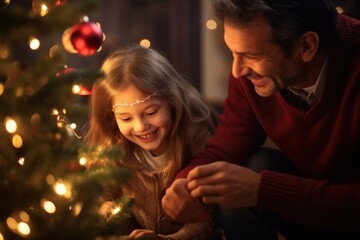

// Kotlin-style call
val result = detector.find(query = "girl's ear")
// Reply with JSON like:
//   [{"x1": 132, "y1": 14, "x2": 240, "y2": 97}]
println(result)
[{"x1": 299, "y1": 31, "x2": 319, "y2": 62}]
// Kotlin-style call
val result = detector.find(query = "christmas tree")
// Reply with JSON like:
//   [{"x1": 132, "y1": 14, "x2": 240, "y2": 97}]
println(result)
[{"x1": 0, "y1": 0, "x2": 132, "y2": 239}]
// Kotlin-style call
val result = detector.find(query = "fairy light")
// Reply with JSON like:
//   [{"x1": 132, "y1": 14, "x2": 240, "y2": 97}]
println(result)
[
  {"x1": 112, "y1": 206, "x2": 121, "y2": 215},
  {"x1": 206, "y1": 19, "x2": 217, "y2": 30},
  {"x1": 30, "y1": 113, "x2": 41, "y2": 126},
  {"x1": 46, "y1": 174, "x2": 55, "y2": 185},
  {"x1": 19, "y1": 211, "x2": 30, "y2": 222},
  {"x1": 72, "y1": 202, "x2": 83, "y2": 216},
  {"x1": 42, "y1": 199, "x2": 56, "y2": 214},
  {"x1": 29, "y1": 36, "x2": 40, "y2": 50},
  {"x1": 0, "y1": 83, "x2": 4, "y2": 96},
  {"x1": 54, "y1": 180, "x2": 72, "y2": 198},
  {"x1": 40, "y1": 4, "x2": 49, "y2": 16},
  {"x1": 0, "y1": 232, "x2": 4, "y2": 240},
  {"x1": 6, "y1": 217, "x2": 17, "y2": 230},
  {"x1": 336, "y1": 7, "x2": 344, "y2": 14},
  {"x1": 12, "y1": 134, "x2": 23, "y2": 148},
  {"x1": 140, "y1": 39, "x2": 151, "y2": 48},
  {"x1": 5, "y1": 117, "x2": 17, "y2": 133},
  {"x1": 18, "y1": 157, "x2": 25, "y2": 165},
  {"x1": 54, "y1": 181, "x2": 67, "y2": 196},
  {"x1": 79, "y1": 157, "x2": 87, "y2": 166},
  {"x1": 52, "y1": 108, "x2": 59, "y2": 115},
  {"x1": 0, "y1": 44, "x2": 9, "y2": 59},
  {"x1": 18, "y1": 222, "x2": 30, "y2": 235},
  {"x1": 72, "y1": 84, "x2": 81, "y2": 94}
]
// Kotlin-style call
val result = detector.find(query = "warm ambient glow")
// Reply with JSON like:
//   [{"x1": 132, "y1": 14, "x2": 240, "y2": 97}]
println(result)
[
  {"x1": 29, "y1": 36, "x2": 40, "y2": 50},
  {"x1": 140, "y1": 39, "x2": 151, "y2": 48},
  {"x1": 206, "y1": 19, "x2": 217, "y2": 30},
  {"x1": 5, "y1": 117, "x2": 17, "y2": 133}
]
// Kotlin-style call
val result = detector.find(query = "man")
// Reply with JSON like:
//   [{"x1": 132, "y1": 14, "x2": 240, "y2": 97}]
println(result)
[{"x1": 161, "y1": 0, "x2": 360, "y2": 239}]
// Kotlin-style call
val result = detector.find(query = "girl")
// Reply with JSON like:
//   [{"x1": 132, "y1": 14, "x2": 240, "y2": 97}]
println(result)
[{"x1": 85, "y1": 44, "x2": 220, "y2": 239}]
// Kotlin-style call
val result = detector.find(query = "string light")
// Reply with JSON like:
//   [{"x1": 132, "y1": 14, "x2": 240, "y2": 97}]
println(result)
[
  {"x1": 17, "y1": 222, "x2": 31, "y2": 236},
  {"x1": 140, "y1": 39, "x2": 151, "y2": 48},
  {"x1": 19, "y1": 211, "x2": 30, "y2": 222},
  {"x1": 29, "y1": 36, "x2": 40, "y2": 50},
  {"x1": 112, "y1": 206, "x2": 121, "y2": 215},
  {"x1": 6, "y1": 217, "x2": 17, "y2": 230},
  {"x1": 52, "y1": 108, "x2": 82, "y2": 138},
  {"x1": 12, "y1": 134, "x2": 23, "y2": 148},
  {"x1": 79, "y1": 157, "x2": 87, "y2": 166},
  {"x1": 54, "y1": 181, "x2": 67, "y2": 196},
  {"x1": 54, "y1": 180, "x2": 72, "y2": 198},
  {"x1": 41, "y1": 199, "x2": 56, "y2": 214},
  {"x1": 5, "y1": 117, "x2": 17, "y2": 133},
  {"x1": 39, "y1": 4, "x2": 49, "y2": 16},
  {"x1": 18, "y1": 157, "x2": 25, "y2": 165},
  {"x1": 0, "y1": 83, "x2": 4, "y2": 96},
  {"x1": 206, "y1": 19, "x2": 217, "y2": 30}
]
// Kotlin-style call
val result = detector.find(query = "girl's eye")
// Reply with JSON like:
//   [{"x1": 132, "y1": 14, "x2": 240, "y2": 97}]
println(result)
[
  {"x1": 145, "y1": 110, "x2": 158, "y2": 116},
  {"x1": 119, "y1": 117, "x2": 132, "y2": 122}
]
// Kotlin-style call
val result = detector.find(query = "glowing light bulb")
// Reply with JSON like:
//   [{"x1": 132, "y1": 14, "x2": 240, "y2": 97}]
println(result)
[
  {"x1": 112, "y1": 206, "x2": 121, "y2": 215},
  {"x1": 72, "y1": 84, "x2": 81, "y2": 94},
  {"x1": 79, "y1": 157, "x2": 87, "y2": 166},
  {"x1": 52, "y1": 108, "x2": 59, "y2": 115},
  {"x1": 29, "y1": 36, "x2": 40, "y2": 50},
  {"x1": 5, "y1": 118, "x2": 17, "y2": 133},
  {"x1": 12, "y1": 134, "x2": 23, "y2": 148},
  {"x1": 140, "y1": 39, "x2": 151, "y2": 48},
  {"x1": 206, "y1": 20, "x2": 217, "y2": 30},
  {"x1": 19, "y1": 211, "x2": 30, "y2": 222},
  {"x1": 6, "y1": 217, "x2": 17, "y2": 230},
  {"x1": 18, "y1": 157, "x2": 25, "y2": 165},
  {"x1": 54, "y1": 182, "x2": 67, "y2": 195},
  {"x1": 18, "y1": 222, "x2": 30, "y2": 235},
  {"x1": 0, "y1": 83, "x2": 4, "y2": 96},
  {"x1": 40, "y1": 4, "x2": 49, "y2": 16},
  {"x1": 42, "y1": 200, "x2": 56, "y2": 214}
]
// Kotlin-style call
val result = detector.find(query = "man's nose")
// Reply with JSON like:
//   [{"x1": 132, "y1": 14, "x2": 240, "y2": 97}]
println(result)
[{"x1": 232, "y1": 56, "x2": 251, "y2": 79}]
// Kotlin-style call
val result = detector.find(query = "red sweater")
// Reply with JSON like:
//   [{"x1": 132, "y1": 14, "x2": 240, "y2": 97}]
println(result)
[{"x1": 178, "y1": 14, "x2": 360, "y2": 232}]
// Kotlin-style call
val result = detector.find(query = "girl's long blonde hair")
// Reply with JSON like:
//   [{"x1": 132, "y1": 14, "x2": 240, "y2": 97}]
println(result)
[{"x1": 85, "y1": 44, "x2": 218, "y2": 191}]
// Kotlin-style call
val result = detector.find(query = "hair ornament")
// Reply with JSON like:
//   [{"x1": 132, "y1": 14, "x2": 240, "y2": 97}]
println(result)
[{"x1": 112, "y1": 91, "x2": 160, "y2": 111}]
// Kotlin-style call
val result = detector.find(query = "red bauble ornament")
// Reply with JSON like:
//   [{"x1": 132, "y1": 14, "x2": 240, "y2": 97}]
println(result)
[{"x1": 68, "y1": 21, "x2": 103, "y2": 56}]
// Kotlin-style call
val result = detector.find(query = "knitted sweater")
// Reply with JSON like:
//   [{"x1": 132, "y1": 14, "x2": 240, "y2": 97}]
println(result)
[
  {"x1": 178, "y1": 14, "x2": 360, "y2": 232},
  {"x1": 115, "y1": 153, "x2": 218, "y2": 240}
]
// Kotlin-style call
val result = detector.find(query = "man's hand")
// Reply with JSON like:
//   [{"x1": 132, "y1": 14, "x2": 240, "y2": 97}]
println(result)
[
  {"x1": 161, "y1": 178, "x2": 211, "y2": 223},
  {"x1": 187, "y1": 161, "x2": 261, "y2": 208}
]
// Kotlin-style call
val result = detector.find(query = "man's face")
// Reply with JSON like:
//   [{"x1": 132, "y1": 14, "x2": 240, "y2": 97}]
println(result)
[{"x1": 224, "y1": 17, "x2": 305, "y2": 96}]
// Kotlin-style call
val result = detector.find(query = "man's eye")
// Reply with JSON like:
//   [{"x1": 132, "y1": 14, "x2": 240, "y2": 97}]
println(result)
[{"x1": 244, "y1": 55, "x2": 258, "y2": 60}]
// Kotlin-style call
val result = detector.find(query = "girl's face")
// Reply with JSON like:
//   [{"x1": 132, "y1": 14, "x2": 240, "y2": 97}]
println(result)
[{"x1": 112, "y1": 85, "x2": 172, "y2": 156}]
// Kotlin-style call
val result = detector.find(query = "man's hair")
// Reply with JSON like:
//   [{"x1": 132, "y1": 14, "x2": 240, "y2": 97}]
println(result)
[{"x1": 212, "y1": 0, "x2": 338, "y2": 56}]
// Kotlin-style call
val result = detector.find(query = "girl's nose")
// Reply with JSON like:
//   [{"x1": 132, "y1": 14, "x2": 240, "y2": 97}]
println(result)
[{"x1": 133, "y1": 118, "x2": 148, "y2": 132}]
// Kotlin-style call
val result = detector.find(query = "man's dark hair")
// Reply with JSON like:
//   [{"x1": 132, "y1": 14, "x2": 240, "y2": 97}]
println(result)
[{"x1": 212, "y1": 0, "x2": 338, "y2": 56}]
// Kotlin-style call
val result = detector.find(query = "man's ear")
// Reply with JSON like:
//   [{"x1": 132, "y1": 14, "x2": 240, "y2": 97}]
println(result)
[{"x1": 299, "y1": 31, "x2": 319, "y2": 62}]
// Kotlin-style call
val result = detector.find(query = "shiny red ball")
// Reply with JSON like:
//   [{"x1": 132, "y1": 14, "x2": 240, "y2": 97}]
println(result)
[{"x1": 69, "y1": 22, "x2": 103, "y2": 56}]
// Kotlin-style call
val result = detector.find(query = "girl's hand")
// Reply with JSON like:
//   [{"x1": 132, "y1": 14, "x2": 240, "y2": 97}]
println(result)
[{"x1": 128, "y1": 229, "x2": 162, "y2": 240}]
